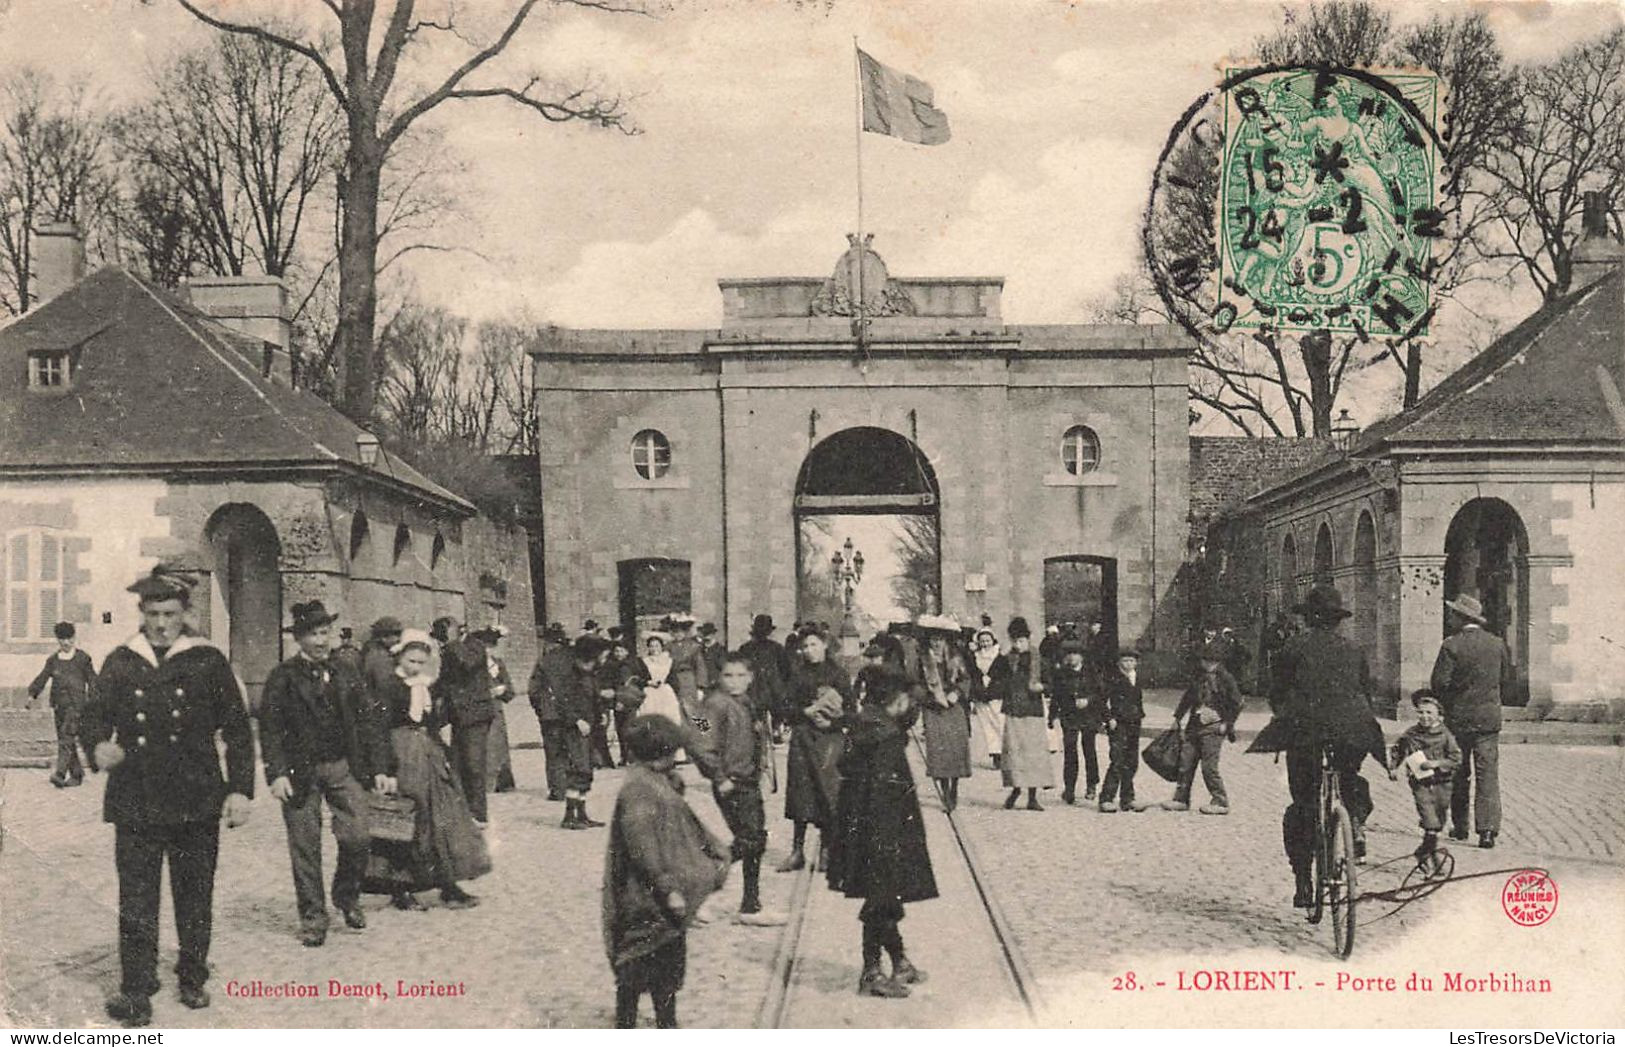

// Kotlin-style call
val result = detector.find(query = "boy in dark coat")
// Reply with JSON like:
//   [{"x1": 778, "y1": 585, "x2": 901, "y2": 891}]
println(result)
[
  {"x1": 432, "y1": 618, "x2": 494, "y2": 826},
  {"x1": 692, "y1": 655, "x2": 779, "y2": 922},
  {"x1": 1163, "y1": 642, "x2": 1244, "y2": 815},
  {"x1": 28, "y1": 621, "x2": 97, "y2": 787},
  {"x1": 826, "y1": 667, "x2": 938, "y2": 999},
  {"x1": 1389, "y1": 690, "x2": 1462, "y2": 875},
  {"x1": 1048, "y1": 639, "x2": 1102, "y2": 803},
  {"x1": 602, "y1": 716, "x2": 730, "y2": 1028},
  {"x1": 1097, "y1": 648, "x2": 1147, "y2": 813}
]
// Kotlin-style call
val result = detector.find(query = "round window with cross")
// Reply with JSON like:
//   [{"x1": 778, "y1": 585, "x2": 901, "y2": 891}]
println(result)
[
  {"x1": 631, "y1": 429, "x2": 672, "y2": 480},
  {"x1": 1060, "y1": 425, "x2": 1101, "y2": 476}
]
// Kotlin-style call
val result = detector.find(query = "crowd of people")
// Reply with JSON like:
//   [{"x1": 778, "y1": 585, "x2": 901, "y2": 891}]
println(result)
[{"x1": 27, "y1": 564, "x2": 1516, "y2": 1028}]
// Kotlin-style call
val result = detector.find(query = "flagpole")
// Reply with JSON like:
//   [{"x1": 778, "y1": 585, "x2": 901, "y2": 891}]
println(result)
[{"x1": 852, "y1": 36, "x2": 866, "y2": 350}]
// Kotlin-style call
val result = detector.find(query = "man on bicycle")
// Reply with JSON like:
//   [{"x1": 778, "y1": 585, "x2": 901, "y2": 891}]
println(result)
[{"x1": 1265, "y1": 585, "x2": 1385, "y2": 909}]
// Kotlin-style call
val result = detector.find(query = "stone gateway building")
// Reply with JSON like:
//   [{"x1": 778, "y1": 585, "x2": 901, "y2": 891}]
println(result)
[{"x1": 533, "y1": 240, "x2": 1193, "y2": 677}]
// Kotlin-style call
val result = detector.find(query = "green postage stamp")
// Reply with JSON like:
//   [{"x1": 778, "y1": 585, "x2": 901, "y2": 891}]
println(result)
[{"x1": 1215, "y1": 66, "x2": 1443, "y2": 339}]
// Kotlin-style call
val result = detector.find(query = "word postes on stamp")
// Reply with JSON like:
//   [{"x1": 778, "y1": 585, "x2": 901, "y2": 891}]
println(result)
[{"x1": 1146, "y1": 63, "x2": 1446, "y2": 344}]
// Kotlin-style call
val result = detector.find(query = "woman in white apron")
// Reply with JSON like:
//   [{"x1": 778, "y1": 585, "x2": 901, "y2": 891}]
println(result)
[{"x1": 632, "y1": 633, "x2": 683, "y2": 725}]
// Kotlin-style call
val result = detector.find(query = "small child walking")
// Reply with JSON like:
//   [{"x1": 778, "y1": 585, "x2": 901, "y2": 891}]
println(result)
[
  {"x1": 1162, "y1": 641, "x2": 1244, "y2": 815},
  {"x1": 1388, "y1": 691, "x2": 1462, "y2": 875},
  {"x1": 826, "y1": 667, "x2": 939, "y2": 998},
  {"x1": 1097, "y1": 648, "x2": 1147, "y2": 813},
  {"x1": 603, "y1": 716, "x2": 731, "y2": 1028}
]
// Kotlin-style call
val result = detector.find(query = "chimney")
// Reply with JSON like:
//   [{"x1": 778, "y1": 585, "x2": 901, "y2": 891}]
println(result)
[
  {"x1": 181, "y1": 275, "x2": 294, "y2": 384},
  {"x1": 32, "y1": 222, "x2": 85, "y2": 307},
  {"x1": 1571, "y1": 191, "x2": 1623, "y2": 289}
]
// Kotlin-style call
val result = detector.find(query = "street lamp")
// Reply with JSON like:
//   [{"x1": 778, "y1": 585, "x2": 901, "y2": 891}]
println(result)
[
  {"x1": 355, "y1": 430, "x2": 381, "y2": 467},
  {"x1": 1332, "y1": 408, "x2": 1359, "y2": 452},
  {"x1": 831, "y1": 537, "x2": 864, "y2": 613}
]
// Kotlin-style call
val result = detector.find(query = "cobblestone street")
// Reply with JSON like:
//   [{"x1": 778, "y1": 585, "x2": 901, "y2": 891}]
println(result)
[
  {"x1": 949, "y1": 697, "x2": 1625, "y2": 1027},
  {"x1": 3, "y1": 702, "x2": 1623, "y2": 1029},
  {"x1": 0, "y1": 716, "x2": 795, "y2": 1030}
]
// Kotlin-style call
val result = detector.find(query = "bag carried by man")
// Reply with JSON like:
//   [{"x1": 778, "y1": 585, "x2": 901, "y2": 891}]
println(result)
[{"x1": 1142, "y1": 726, "x2": 1183, "y2": 782}]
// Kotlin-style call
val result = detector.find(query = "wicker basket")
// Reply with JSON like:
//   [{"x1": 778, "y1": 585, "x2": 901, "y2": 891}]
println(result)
[{"x1": 366, "y1": 794, "x2": 418, "y2": 843}]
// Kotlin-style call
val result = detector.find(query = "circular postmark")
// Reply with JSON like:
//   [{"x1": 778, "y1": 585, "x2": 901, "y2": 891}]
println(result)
[
  {"x1": 1501, "y1": 869, "x2": 1558, "y2": 927},
  {"x1": 1144, "y1": 62, "x2": 1447, "y2": 345}
]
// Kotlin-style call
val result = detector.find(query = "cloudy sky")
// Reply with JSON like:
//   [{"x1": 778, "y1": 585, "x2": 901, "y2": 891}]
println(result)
[{"x1": 1, "y1": 1, "x2": 1619, "y2": 352}]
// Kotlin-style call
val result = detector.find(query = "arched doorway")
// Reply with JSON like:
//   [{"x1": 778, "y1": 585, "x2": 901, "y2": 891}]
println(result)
[
  {"x1": 1444, "y1": 498, "x2": 1530, "y2": 702},
  {"x1": 793, "y1": 427, "x2": 940, "y2": 642},
  {"x1": 205, "y1": 504, "x2": 282, "y2": 706},
  {"x1": 1279, "y1": 532, "x2": 1299, "y2": 611},
  {"x1": 1313, "y1": 522, "x2": 1335, "y2": 586},
  {"x1": 1353, "y1": 511, "x2": 1378, "y2": 654}
]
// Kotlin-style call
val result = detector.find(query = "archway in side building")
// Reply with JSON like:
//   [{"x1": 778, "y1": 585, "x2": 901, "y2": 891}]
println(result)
[
  {"x1": 1444, "y1": 497, "x2": 1530, "y2": 703},
  {"x1": 1353, "y1": 511, "x2": 1378, "y2": 655},
  {"x1": 204, "y1": 503, "x2": 282, "y2": 706},
  {"x1": 1313, "y1": 522, "x2": 1335, "y2": 586},
  {"x1": 1280, "y1": 532, "x2": 1299, "y2": 612},
  {"x1": 793, "y1": 427, "x2": 940, "y2": 643}
]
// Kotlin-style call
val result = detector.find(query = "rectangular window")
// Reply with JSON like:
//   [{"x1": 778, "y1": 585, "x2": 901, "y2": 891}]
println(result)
[
  {"x1": 4, "y1": 530, "x2": 68, "y2": 642},
  {"x1": 27, "y1": 351, "x2": 71, "y2": 389}
]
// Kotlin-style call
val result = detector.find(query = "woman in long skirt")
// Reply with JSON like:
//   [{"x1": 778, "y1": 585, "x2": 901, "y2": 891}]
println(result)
[
  {"x1": 999, "y1": 617, "x2": 1054, "y2": 811},
  {"x1": 472, "y1": 628, "x2": 516, "y2": 793},
  {"x1": 780, "y1": 630, "x2": 852, "y2": 871},
  {"x1": 966, "y1": 628, "x2": 1009, "y2": 771},
  {"x1": 366, "y1": 629, "x2": 491, "y2": 910},
  {"x1": 915, "y1": 616, "x2": 971, "y2": 814}
]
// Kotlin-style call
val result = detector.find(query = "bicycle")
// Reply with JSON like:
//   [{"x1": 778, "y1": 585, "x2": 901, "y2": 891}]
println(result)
[{"x1": 1304, "y1": 742, "x2": 1358, "y2": 959}]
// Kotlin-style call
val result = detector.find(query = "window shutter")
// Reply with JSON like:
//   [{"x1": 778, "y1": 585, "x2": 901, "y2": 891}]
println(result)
[
  {"x1": 9, "y1": 533, "x2": 25, "y2": 580},
  {"x1": 39, "y1": 588, "x2": 58, "y2": 637},
  {"x1": 9, "y1": 590, "x2": 27, "y2": 640},
  {"x1": 39, "y1": 532, "x2": 58, "y2": 582}
]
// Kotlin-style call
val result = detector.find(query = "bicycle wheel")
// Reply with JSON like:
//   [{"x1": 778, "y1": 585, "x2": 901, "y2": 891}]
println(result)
[{"x1": 1327, "y1": 805, "x2": 1358, "y2": 958}]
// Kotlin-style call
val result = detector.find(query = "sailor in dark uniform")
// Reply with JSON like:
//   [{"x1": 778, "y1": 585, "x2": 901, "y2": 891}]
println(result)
[{"x1": 83, "y1": 569, "x2": 256, "y2": 1027}]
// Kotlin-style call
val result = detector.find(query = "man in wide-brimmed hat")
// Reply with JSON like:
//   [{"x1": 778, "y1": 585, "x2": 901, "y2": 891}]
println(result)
[
  {"x1": 85, "y1": 568, "x2": 256, "y2": 1026},
  {"x1": 738, "y1": 613, "x2": 791, "y2": 745},
  {"x1": 260, "y1": 601, "x2": 396, "y2": 947},
  {"x1": 1430, "y1": 593, "x2": 1514, "y2": 849},
  {"x1": 1258, "y1": 584, "x2": 1384, "y2": 909}
]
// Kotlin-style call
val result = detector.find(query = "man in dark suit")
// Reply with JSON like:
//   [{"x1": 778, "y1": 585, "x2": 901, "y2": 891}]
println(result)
[
  {"x1": 260, "y1": 601, "x2": 396, "y2": 947},
  {"x1": 1267, "y1": 585, "x2": 1384, "y2": 909},
  {"x1": 533, "y1": 635, "x2": 609, "y2": 829},
  {"x1": 1430, "y1": 594, "x2": 1514, "y2": 849},
  {"x1": 28, "y1": 620, "x2": 97, "y2": 787},
  {"x1": 433, "y1": 616, "x2": 495, "y2": 826},
  {"x1": 83, "y1": 569, "x2": 255, "y2": 1027}
]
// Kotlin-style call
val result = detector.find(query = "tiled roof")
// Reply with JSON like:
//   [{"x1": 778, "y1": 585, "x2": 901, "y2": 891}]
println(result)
[
  {"x1": 1354, "y1": 267, "x2": 1624, "y2": 450},
  {"x1": 0, "y1": 267, "x2": 472, "y2": 513},
  {"x1": 1189, "y1": 436, "x2": 1333, "y2": 519}
]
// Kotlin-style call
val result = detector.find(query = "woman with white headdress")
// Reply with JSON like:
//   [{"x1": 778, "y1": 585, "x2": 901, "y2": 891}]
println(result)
[
  {"x1": 627, "y1": 631, "x2": 684, "y2": 725},
  {"x1": 364, "y1": 628, "x2": 490, "y2": 911}
]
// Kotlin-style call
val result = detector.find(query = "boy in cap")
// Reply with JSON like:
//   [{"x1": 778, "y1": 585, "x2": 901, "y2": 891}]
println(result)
[
  {"x1": 260, "y1": 601, "x2": 396, "y2": 946},
  {"x1": 1097, "y1": 648, "x2": 1147, "y2": 813},
  {"x1": 604, "y1": 716, "x2": 731, "y2": 1028},
  {"x1": 85, "y1": 569, "x2": 255, "y2": 1025},
  {"x1": 692, "y1": 655, "x2": 780, "y2": 922},
  {"x1": 28, "y1": 621, "x2": 97, "y2": 787},
  {"x1": 534, "y1": 635, "x2": 610, "y2": 828},
  {"x1": 1163, "y1": 641, "x2": 1244, "y2": 814},
  {"x1": 1048, "y1": 638, "x2": 1101, "y2": 804},
  {"x1": 1389, "y1": 690, "x2": 1461, "y2": 875},
  {"x1": 826, "y1": 666, "x2": 936, "y2": 998}
]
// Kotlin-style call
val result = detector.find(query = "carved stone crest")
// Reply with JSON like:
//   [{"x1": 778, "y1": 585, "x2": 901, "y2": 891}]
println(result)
[{"x1": 810, "y1": 234, "x2": 917, "y2": 317}]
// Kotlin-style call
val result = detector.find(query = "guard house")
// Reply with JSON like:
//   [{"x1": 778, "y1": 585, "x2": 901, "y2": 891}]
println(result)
[{"x1": 533, "y1": 239, "x2": 1194, "y2": 676}]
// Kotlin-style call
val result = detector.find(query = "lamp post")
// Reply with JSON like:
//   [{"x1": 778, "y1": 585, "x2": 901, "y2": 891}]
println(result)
[{"x1": 831, "y1": 537, "x2": 865, "y2": 658}]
